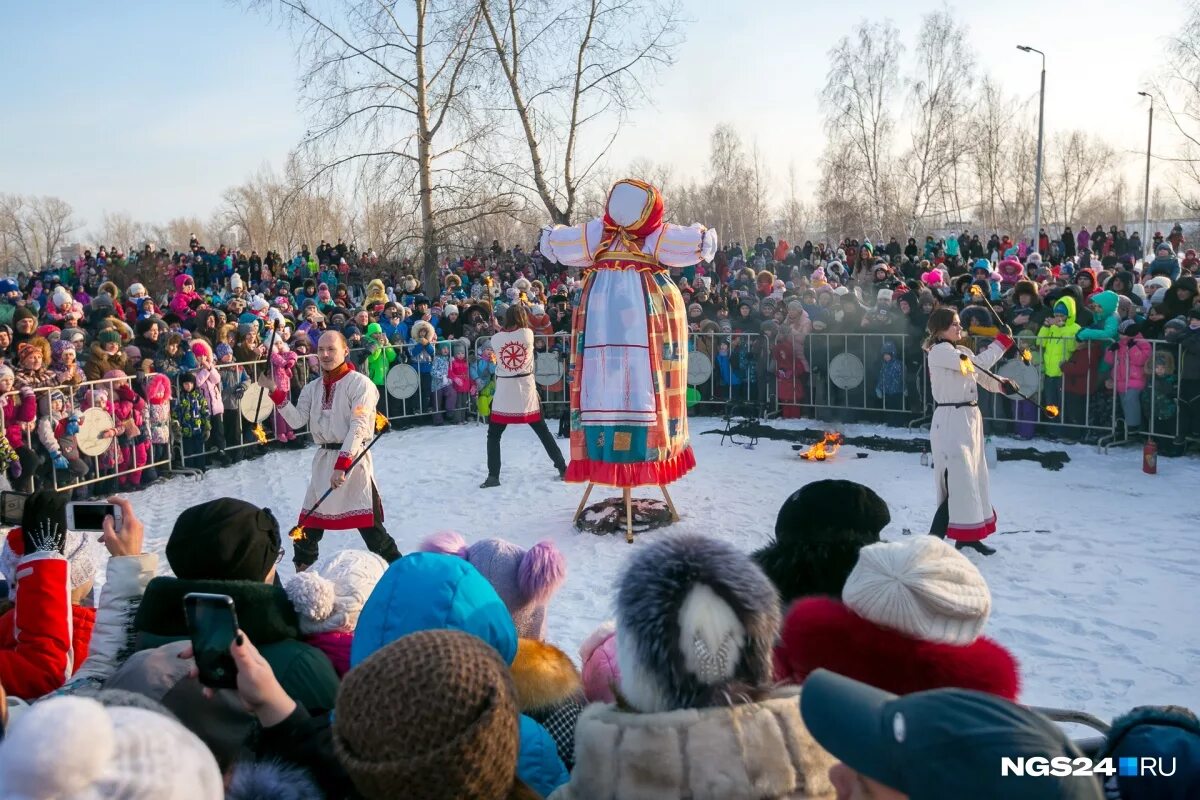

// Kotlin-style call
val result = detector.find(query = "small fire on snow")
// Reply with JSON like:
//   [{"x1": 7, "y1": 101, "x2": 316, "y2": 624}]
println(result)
[{"x1": 799, "y1": 432, "x2": 844, "y2": 461}]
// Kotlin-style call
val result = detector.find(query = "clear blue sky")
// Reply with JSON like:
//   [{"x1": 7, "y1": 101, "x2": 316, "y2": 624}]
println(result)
[{"x1": 0, "y1": 0, "x2": 1183, "y2": 231}]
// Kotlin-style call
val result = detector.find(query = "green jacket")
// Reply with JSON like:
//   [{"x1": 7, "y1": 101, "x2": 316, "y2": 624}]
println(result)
[
  {"x1": 1036, "y1": 295, "x2": 1080, "y2": 377},
  {"x1": 364, "y1": 322, "x2": 397, "y2": 385},
  {"x1": 133, "y1": 577, "x2": 339, "y2": 713}
]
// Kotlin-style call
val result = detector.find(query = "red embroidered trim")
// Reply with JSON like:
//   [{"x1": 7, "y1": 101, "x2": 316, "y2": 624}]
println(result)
[
  {"x1": 333, "y1": 454, "x2": 353, "y2": 471},
  {"x1": 299, "y1": 508, "x2": 375, "y2": 531},
  {"x1": 565, "y1": 447, "x2": 695, "y2": 489},
  {"x1": 489, "y1": 410, "x2": 542, "y2": 424},
  {"x1": 946, "y1": 511, "x2": 997, "y2": 542}
]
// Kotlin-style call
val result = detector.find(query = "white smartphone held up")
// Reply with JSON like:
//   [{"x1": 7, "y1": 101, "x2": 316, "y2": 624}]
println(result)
[{"x1": 65, "y1": 501, "x2": 120, "y2": 532}]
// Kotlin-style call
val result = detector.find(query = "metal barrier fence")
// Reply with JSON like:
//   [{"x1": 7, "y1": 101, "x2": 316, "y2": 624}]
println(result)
[{"x1": 1, "y1": 330, "x2": 1197, "y2": 495}]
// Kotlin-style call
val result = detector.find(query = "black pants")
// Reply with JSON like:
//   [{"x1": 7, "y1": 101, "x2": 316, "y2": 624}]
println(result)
[
  {"x1": 293, "y1": 485, "x2": 401, "y2": 568},
  {"x1": 487, "y1": 419, "x2": 566, "y2": 478}
]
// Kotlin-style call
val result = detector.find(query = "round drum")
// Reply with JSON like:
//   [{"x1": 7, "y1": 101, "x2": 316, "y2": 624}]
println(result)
[
  {"x1": 385, "y1": 364, "x2": 420, "y2": 399},
  {"x1": 240, "y1": 385, "x2": 274, "y2": 424},
  {"x1": 828, "y1": 352, "x2": 865, "y2": 390},
  {"x1": 687, "y1": 351, "x2": 713, "y2": 385},
  {"x1": 996, "y1": 358, "x2": 1042, "y2": 399},
  {"x1": 534, "y1": 352, "x2": 563, "y2": 387},
  {"x1": 76, "y1": 407, "x2": 116, "y2": 457}
]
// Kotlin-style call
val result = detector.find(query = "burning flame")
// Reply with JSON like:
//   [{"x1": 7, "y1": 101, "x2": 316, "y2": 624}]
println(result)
[
  {"x1": 374, "y1": 412, "x2": 389, "y2": 434},
  {"x1": 799, "y1": 432, "x2": 844, "y2": 461},
  {"x1": 1044, "y1": 405, "x2": 1060, "y2": 418},
  {"x1": 289, "y1": 525, "x2": 306, "y2": 542},
  {"x1": 958, "y1": 354, "x2": 975, "y2": 375},
  {"x1": 1021, "y1": 347, "x2": 1032, "y2": 364},
  {"x1": 252, "y1": 424, "x2": 268, "y2": 445},
  {"x1": 969, "y1": 284, "x2": 982, "y2": 297}
]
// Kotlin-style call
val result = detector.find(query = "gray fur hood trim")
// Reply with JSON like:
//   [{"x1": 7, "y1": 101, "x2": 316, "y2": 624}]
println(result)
[
  {"x1": 549, "y1": 688, "x2": 835, "y2": 799},
  {"x1": 227, "y1": 760, "x2": 323, "y2": 800}
]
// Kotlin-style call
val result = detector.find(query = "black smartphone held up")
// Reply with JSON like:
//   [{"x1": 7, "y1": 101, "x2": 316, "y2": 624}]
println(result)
[
  {"x1": 184, "y1": 593, "x2": 240, "y2": 689},
  {"x1": 66, "y1": 501, "x2": 120, "y2": 533},
  {"x1": 0, "y1": 492, "x2": 29, "y2": 527}
]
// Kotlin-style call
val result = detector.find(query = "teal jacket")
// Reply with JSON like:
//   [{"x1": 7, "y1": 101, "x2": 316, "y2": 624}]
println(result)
[
  {"x1": 1077, "y1": 290, "x2": 1120, "y2": 343},
  {"x1": 353, "y1": 554, "x2": 569, "y2": 797}
]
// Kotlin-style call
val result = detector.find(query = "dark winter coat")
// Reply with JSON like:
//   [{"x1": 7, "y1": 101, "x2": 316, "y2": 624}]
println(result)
[{"x1": 133, "y1": 577, "x2": 340, "y2": 713}]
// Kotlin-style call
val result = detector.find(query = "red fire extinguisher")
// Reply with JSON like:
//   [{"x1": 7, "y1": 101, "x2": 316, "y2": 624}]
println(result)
[{"x1": 1143, "y1": 438, "x2": 1158, "y2": 475}]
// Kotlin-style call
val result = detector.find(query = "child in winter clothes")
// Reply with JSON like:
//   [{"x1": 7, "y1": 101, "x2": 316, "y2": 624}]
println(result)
[
  {"x1": 1037, "y1": 297, "x2": 1081, "y2": 419},
  {"x1": 215, "y1": 344, "x2": 247, "y2": 458},
  {"x1": 364, "y1": 321, "x2": 396, "y2": 414},
  {"x1": 190, "y1": 340, "x2": 229, "y2": 463},
  {"x1": 173, "y1": 372, "x2": 210, "y2": 470},
  {"x1": 155, "y1": 333, "x2": 196, "y2": 379},
  {"x1": 144, "y1": 373, "x2": 172, "y2": 468},
  {"x1": 106, "y1": 370, "x2": 149, "y2": 487},
  {"x1": 1, "y1": 366, "x2": 37, "y2": 492},
  {"x1": 269, "y1": 336, "x2": 299, "y2": 443},
  {"x1": 449, "y1": 339, "x2": 473, "y2": 423},
  {"x1": 1143, "y1": 351, "x2": 1180, "y2": 444},
  {"x1": 35, "y1": 390, "x2": 89, "y2": 481},
  {"x1": 431, "y1": 340, "x2": 455, "y2": 424},
  {"x1": 1104, "y1": 320, "x2": 1152, "y2": 435},
  {"x1": 284, "y1": 550, "x2": 388, "y2": 677},
  {"x1": 408, "y1": 320, "x2": 436, "y2": 413},
  {"x1": 1077, "y1": 290, "x2": 1120, "y2": 343},
  {"x1": 875, "y1": 339, "x2": 905, "y2": 409},
  {"x1": 49, "y1": 339, "x2": 83, "y2": 387}
]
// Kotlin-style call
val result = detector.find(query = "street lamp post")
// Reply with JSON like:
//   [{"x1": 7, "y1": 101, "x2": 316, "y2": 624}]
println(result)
[
  {"x1": 1138, "y1": 91, "x2": 1154, "y2": 259},
  {"x1": 1018, "y1": 45, "x2": 1046, "y2": 255}
]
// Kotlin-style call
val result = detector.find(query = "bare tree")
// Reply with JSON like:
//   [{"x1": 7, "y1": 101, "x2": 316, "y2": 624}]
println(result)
[
  {"x1": 970, "y1": 78, "x2": 1037, "y2": 235},
  {"x1": 477, "y1": 0, "x2": 682, "y2": 224},
  {"x1": 1042, "y1": 130, "x2": 1118, "y2": 228},
  {"x1": 0, "y1": 194, "x2": 79, "y2": 270},
  {"x1": 703, "y1": 124, "x2": 754, "y2": 247},
  {"x1": 253, "y1": 0, "x2": 519, "y2": 290},
  {"x1": 778, "y1": 162, "x2": 810, "y2": 244},
  {"x1": 900, "y1": 9, "x2": 976, "y2": 237},
  {"x1": 1157, "y1": 2, "x2": 1200, "y2": 211},
  {"x1": 821, "y1": 20, "x2": 901, "y2": 238}
]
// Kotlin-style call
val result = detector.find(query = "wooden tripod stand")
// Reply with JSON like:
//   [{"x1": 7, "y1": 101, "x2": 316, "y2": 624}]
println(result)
[{"x1": 572, "y1": 482, "x2": 680, "y2": 543}]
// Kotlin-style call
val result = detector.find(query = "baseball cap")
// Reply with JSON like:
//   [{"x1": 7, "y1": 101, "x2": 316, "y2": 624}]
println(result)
[{"x1": 800, "y1": 669, "x2": 1103, "y2": 799}]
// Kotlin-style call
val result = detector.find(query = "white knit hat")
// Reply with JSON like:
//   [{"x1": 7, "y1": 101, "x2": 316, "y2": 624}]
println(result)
[
  {"x1": 841, "y1": 537, "x2": 991, "y2": 646},
  {"x1": 230, "y1": 273, "x2": 244, "y2": 291},
  {"x1": 0, "y1": 696, "x2": 223, "y2": 799},
  {"x1": 0, "y1": 528, "x2": 97, "y2": 600},
  {"x1": 285, "y1": 550, "x2": 388, "y2": 634},
  {"x1": 442, "y1": 304, "x2": 459, "y2": 317}
]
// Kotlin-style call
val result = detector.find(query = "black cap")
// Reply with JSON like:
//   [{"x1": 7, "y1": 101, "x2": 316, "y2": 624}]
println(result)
[
  {"x1": 167, "y1": 499, "x2": 281, "y2": 582},
  {"x1": 801, "y1": 669, "x2": 1103, "y2": 800}
]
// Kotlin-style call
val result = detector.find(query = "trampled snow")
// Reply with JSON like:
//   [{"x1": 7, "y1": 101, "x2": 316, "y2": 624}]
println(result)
[{"x1": 120, "y1": 417, "x2": 1199, "y2": 725}]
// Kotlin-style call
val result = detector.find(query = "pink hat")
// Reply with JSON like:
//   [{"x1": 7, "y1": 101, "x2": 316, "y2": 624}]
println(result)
[{"x1": 579, "y1": 621, "x2": 620, "y2": 703}]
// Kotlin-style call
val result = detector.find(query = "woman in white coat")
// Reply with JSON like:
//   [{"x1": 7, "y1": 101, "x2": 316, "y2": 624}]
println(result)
[
  {"x1": 924, "y1": 308, "x2": 1017, "y2": 555},
  {"x1": 481, "y1": 304, "x2": 567, "y2": 488}
]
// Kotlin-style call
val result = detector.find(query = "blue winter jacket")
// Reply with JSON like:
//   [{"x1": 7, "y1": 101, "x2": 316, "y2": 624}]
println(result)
[{"x1": 352, "y1": 554, "x2": 569, "y2": 797}]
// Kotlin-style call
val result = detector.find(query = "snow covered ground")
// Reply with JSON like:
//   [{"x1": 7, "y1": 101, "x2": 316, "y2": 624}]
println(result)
[{"x1": 123, "y1": 417, "x2": 1200, "y2": 724}]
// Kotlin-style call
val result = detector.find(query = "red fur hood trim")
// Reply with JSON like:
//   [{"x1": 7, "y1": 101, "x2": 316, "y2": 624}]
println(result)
[{"x1": 773, "y1": 596, "x2": 1021, "y2": 701}]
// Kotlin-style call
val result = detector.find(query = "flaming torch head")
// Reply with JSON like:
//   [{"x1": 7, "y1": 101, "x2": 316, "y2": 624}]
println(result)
[
  {"x1": 969, "y1": 285, "x2": 982, "y2": 298},
  {"x1": 958, "y1": 353, "x2": 975, "y2": 375},
  {"x1": 289, "y1": 525, "x2": 306, "y2": 542},
  {"x1": 1045, "y1": 404, "x2": 1060, "y2": 418},
  {"x1": 374, "y1": 412, "x2": 390, "y2": 434},
  {"x1": 252, "y1": 424, "x2": 268, "y2": 445},
  {"x1": 1021, "y1": 347, "x2": 1033, "y2": 365}
]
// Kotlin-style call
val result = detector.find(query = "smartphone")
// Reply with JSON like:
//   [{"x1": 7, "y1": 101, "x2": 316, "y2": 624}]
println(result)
[
  {"x1": 0, "y1": 491, "x2": 29, "y2": 526},
  {"x1": 184, "y1": 593, "x2": 239, "y2": 689},
  {"x1": 65, "y1": 501, "x2": 120, "y2": 533}
]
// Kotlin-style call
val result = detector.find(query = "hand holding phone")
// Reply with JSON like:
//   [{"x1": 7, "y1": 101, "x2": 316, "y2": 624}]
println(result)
[
  {"x1": 184, "y1": 593, "x2": 239, "y2": 689},
  {"x1": 66, "y1": 501, "x2": 121, "y2": 533}
]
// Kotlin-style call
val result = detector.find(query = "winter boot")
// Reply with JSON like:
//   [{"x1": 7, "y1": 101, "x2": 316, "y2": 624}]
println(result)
[
  {"x1": 480, "y1": 475, "x2": 500, "y2": 488},
  {"x1": 955, "y1": 540, "x2": 996, "y2": 556}
]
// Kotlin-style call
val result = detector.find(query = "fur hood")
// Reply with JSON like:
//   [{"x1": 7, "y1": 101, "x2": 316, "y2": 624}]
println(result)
[
  {"x1": 550, "y1": 688, "x2": 835, "y2": 800},
  {"x1": 774, "y1": 596, "x2": 1020, "y2": 701},
  {"x1": 511, "y1": 638, "x2": 583, "y2": 713},
  {"x1": 227, "y1": 760, "x2": 322, "y2": 800}
]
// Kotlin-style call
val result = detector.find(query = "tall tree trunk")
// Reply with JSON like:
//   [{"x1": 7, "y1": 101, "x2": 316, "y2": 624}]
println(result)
[{"x1": 415, "y1": 0, "x2": 439, "y2": 293}]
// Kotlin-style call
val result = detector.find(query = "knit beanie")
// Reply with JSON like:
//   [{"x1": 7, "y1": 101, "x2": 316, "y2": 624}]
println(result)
[
  {"x1": 842, "y1": 537, "x2": 991, "y2": 646},
  {"x1": 166, "y1": 499, "x2": 281, "y2": 582},
  {"x1": 333, "y1": 629, "x2": 521, "y2": 800},
  {"x1": 285, "y1": 550, "x2": 388, "y2": 635},
  {"x1": 215, "y1": 343, "x2": 233, "y2": 360},
  {"x1": 418, "y1": 531, "x2": 567, "y2": 640},
  {"x1": 98, "y1": 329, "x2": 121, "y2": 346},
  {"x1": 0, "y1": 696, "x2": 223, "y2": 799},
  {"x1": 616, "y1": 534, "x2": 781, "y2": 712}
]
